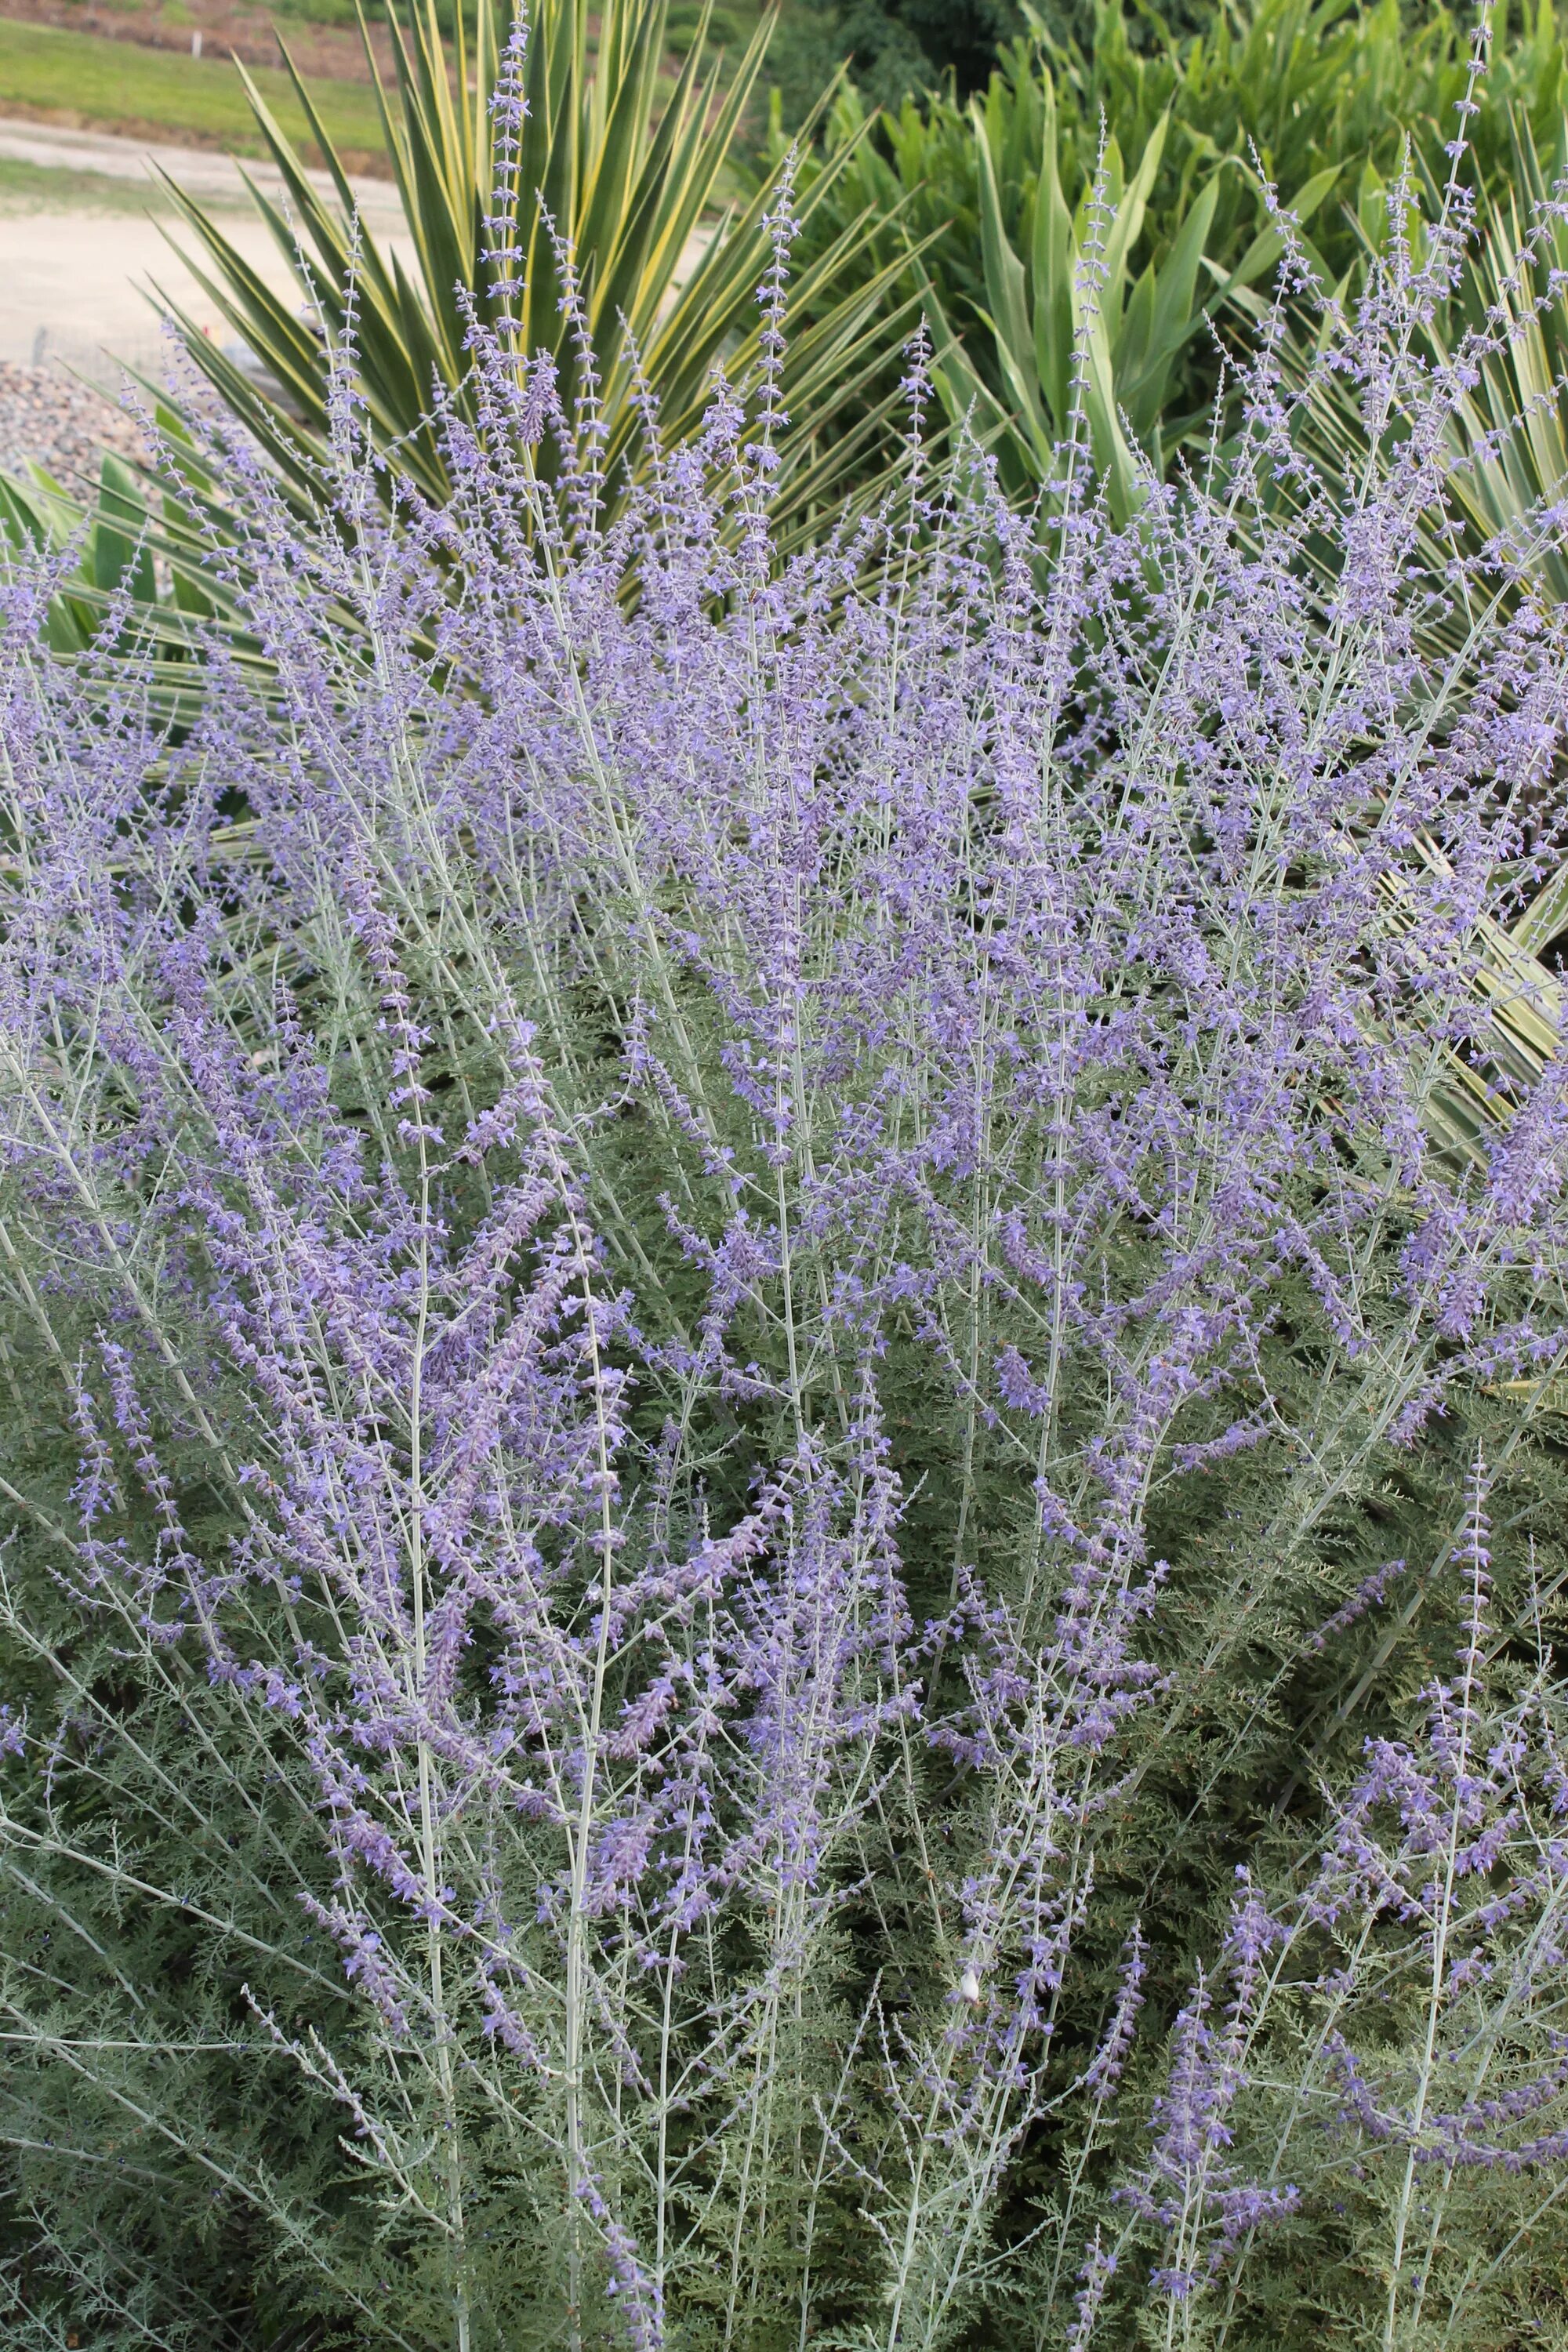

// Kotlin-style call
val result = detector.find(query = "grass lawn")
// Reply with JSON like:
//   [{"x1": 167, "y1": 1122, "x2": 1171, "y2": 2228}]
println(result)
[
  {"x1": 0, "y1": 151, "x2": 205, "y2": 210},
  {"x1": 0, "y1": 17, "x2": 389, "y2": 162}
]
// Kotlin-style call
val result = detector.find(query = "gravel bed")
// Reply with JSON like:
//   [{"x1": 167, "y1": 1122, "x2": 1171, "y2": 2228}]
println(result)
[{"x1": 0, "y1": 357, "x2": 146, "y2": 487}]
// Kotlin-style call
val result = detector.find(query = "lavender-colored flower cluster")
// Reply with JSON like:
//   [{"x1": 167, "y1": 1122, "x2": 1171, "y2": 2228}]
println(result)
[{"x1": 5, "y1": 130, "x2": 1568, "y2": 2351}]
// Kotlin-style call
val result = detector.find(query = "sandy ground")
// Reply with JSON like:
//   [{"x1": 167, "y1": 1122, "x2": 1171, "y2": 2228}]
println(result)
[
  {"x1": 0, "y1": 116, "x2": 407, "y2": 387},
  {"x1": 0, "y1": 110, "x2": 708, "y2": 477}
]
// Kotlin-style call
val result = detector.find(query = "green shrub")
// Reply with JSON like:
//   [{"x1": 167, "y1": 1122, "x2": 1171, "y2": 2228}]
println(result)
[
  {"x1": 9, "y1": 169, "x2": 1568, "y2": 2343},
  {"x1": 766, "y1": 0, "x2": 1023, "y2": 123},
  {"x1": 775, "y1": 0, "x2": 1568, "y2": 495}
]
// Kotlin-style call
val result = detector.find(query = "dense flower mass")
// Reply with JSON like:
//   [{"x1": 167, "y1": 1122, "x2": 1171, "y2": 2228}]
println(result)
[{"x1": 8, "y1": 126, "x2": 1568, "y2": 2350}]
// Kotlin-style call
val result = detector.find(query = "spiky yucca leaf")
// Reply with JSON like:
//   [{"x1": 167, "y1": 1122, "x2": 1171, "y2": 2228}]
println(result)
[
  {"x1": 903, "y1": 73, "x2": 1339, "y2": 517},
  {"x1": 152, "y1": 0, "x2": 915, "y2": 535}
]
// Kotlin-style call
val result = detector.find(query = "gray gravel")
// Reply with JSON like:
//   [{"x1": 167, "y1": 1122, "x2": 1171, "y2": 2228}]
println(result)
[{"x1": 0, "y1": 358, "x2": 146, "y2": 488}]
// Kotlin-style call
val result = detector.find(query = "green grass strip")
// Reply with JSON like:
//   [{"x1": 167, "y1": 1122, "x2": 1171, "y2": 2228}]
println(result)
[{"x1": 0, "y1": 19, "x2": 388, "y2": 160}]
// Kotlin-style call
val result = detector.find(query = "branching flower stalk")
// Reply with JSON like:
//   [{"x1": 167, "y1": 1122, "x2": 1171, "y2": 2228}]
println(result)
[{"x1": 9, "y1": 96, "x2": 1568, "y2": 2349}]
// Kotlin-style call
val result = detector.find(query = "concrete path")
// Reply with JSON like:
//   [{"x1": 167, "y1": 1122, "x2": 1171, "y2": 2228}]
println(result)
[{"x1": 0, "y1": 114, "x2": 407, "y2": 384}]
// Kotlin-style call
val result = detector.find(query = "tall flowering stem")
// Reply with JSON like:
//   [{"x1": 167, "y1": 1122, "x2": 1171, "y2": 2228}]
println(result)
[{"x1": 5, "y1": 161, "x2": 1568, "y2": 2349}]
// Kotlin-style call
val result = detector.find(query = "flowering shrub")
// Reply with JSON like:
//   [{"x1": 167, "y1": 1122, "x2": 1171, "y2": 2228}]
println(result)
[{"x1": 6, "y1": 165, "x2": 1568, "y2": 2350}]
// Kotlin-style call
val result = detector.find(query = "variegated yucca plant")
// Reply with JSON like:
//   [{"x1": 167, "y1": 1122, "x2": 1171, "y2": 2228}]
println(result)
[
  {"x1": 158, "y1": 0, "x2": 914, "y2": 524},
  {"x1": 0, "y1": 0, "x2": 914, "y2": 666}
]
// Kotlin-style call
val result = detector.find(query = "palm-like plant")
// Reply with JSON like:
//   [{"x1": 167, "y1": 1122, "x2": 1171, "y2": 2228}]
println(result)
[
  {"x1": 764, "y1": 14, "x2": 1359, "y2": 521},
  {"x1": 157, "y1": 0, "x2": 914, "y2": 532},
  {"x1": 0, "y1": 0, "x2": 916, "y2": 658},
  {"x1": 764, "y1": 0, "x2": 1568, "y2": 525}
]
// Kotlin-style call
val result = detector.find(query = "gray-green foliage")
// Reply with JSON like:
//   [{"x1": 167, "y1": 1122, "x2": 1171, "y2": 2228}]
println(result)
[{"x1": 9, "y1": 185, "x2": 1568, "y2": 2345}]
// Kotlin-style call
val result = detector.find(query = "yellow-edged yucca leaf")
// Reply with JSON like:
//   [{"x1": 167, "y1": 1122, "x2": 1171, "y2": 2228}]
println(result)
[
  {"x1": 151, "y1": 0, "x2": 917, "y2": 533},
  {"x1": 1399, "y1": 113, "x2": 1568, "y2": 617},
  {"x1": 1392, "y1": 119, "x2": 1568, "y2": 1120}
]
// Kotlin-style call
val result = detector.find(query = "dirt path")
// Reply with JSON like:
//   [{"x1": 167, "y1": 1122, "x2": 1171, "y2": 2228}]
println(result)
[
  {"x1": 0, "y1": 117, "x2": 406, "y2": 384},
  {"x1": 0, "y1": 114, "x2": 405, "y2": 212}
]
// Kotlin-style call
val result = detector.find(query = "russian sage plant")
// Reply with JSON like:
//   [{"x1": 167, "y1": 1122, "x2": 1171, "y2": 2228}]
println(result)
[{"x1": 5, "y1": 158, "x2": 1568, "y2": 2351}]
